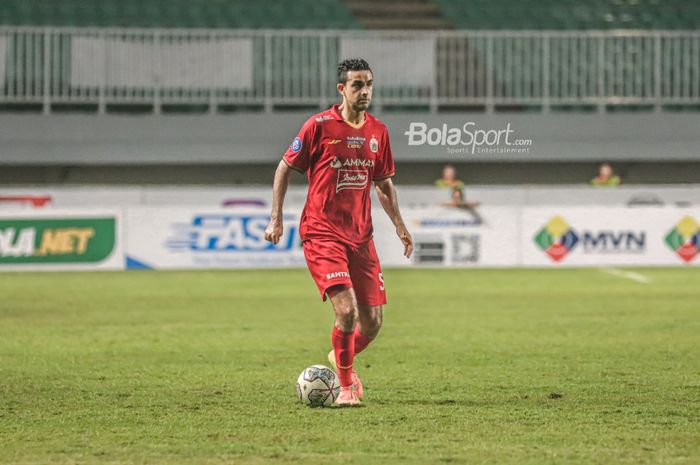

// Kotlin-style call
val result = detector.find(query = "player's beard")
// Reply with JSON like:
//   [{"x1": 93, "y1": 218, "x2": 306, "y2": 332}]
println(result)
[{"x1": 353, "y1": 98, "x2": 370, "y2": 111}]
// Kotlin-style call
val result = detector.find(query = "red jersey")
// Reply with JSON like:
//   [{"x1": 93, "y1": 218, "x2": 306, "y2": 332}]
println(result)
[{"x1": 283, "y1": 104, "x2": 395, "y2": 246}]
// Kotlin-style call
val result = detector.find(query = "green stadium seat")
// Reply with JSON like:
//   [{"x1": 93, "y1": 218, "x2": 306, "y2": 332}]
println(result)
[
  {"x1": 0, "y1": 0, "x2": 361, "y2": 29},
  {"x1": 434, "y1": 0, "x2": 699, "y2": 30}
]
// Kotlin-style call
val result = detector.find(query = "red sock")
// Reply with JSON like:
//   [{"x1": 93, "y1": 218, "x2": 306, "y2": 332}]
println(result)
[
  {"x1": 353, "y1": 326, "x2": 373, "y2": 355},
  {"x1": 332, "y1": 326, "x2": 355, "y2": 387}
]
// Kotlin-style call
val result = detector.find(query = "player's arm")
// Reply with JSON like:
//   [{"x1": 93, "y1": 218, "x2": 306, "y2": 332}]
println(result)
[
  {"x1": 374, "y1": 178, "x2": 413, "y2": 258},
  {"x1": 264, "y1": 159, "x2": 294, "y2": 244}
]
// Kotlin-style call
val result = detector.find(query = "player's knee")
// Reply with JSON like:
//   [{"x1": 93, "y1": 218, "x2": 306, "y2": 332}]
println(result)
[{"x1": 336, "y1": 304, "x2": 358, "y2": 329}]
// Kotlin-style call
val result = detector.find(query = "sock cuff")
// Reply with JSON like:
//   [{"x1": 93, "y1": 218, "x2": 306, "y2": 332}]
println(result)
[{"x1": 333, "y1": 326, "x2": 354, "y2": 336}]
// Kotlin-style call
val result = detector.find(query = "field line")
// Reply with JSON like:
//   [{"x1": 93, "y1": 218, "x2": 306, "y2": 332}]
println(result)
[{"x1": 599, "y1": 267, "x2": 652, "y2": 284}]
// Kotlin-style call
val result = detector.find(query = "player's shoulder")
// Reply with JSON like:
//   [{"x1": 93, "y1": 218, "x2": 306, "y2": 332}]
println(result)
[
  {"x1": 366, "y1": 111, "x2": 389, "y2": 133},
  {"x1": 302, "y1": 108, "x2": 336, "y2": 128}
]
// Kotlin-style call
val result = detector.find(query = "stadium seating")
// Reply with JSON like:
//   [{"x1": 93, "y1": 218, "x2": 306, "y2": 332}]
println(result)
[
  {"x1": 0, "y1": 0, "x2": 361, "y2": 29},
  {"x1": 3, "y1": 0, "x2": 698, "y2": 30},
  {"x1": 434, "y1": 0, "x2": 700, "y2": 30}
]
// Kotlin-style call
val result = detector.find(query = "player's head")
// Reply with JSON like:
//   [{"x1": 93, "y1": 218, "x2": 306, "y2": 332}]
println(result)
[{"x1": 337, "y1": 58, "x2": 373, "y2": 112}]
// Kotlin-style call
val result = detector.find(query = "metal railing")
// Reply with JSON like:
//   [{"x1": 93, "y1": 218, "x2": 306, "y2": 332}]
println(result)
[{"x1": 1, "y1": 27, "x2": 699, "y2": 114}]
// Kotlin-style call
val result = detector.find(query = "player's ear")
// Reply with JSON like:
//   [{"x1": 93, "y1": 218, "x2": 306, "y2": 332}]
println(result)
[{"x1": 336, "y1": 82, "x2": 344, "y2": 96}]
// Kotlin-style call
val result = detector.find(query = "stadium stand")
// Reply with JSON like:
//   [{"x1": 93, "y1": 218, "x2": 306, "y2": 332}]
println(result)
[
  {"x1": 346, "y1": 0, "x2": 451, "y2": 30},
  {"x1": 434, "y1": 0, "x2": 700, "y2": 30},
  {"x1": 0, "y1": 0, "x2": 361, "y2": 29},
  {"x1": 1, "y1": 0, "x2": 699, "y2": 30}
]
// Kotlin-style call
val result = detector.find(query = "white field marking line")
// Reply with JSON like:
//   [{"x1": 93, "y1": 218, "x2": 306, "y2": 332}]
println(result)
[{"x1": 599, "y1": 267, "x2": 652, "y2": 284}]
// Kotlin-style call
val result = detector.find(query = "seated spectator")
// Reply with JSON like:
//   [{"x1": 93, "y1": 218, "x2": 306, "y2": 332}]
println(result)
[
  {"x1": 435, "y1": 164, "x2": 465, "y2": 190},
  {"x1": 591, "y1": 163, "x2": 621, "y2": 187}
]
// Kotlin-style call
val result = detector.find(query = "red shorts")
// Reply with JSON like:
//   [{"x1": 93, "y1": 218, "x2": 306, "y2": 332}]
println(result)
[{"x1": 303, "y1": 238, "x2": 386, "y2": 306}]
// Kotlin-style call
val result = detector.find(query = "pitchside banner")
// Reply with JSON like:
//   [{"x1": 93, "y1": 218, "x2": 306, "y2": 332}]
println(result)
[
  {"x1": 373, "y1": 207, "x2": 519, "y2": 267},
  {"x1": 125, "y1": 207, "x2": 519, "y2": 269},
  {"x1": 522, "y1": 207, "x2": 700, "y2": 266},
  {"x1": 0, "y1": 210, "x2": 123, "y2": 271},
  {"x1": 125, "y1": 208, "x2": 306, "y2": 269}
]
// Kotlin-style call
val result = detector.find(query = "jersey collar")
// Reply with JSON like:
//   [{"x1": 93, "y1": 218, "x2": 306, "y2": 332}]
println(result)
[{"x1": 332, "y1": 104, "x2": 368, "y2": 130}]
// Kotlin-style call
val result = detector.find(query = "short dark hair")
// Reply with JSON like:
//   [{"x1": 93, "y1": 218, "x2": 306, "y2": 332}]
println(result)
[{"x1": 337, "y1": 58, "x2": 372, "y2": 84}]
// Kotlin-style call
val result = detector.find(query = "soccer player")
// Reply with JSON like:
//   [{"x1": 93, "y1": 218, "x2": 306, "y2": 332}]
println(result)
[{"x1": 264, "y1": 58, "x2": 413, "y2": 407}]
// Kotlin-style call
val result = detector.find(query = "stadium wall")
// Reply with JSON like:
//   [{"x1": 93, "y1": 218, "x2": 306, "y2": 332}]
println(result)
[
  {"x1": 3, "y1": 112, "x2": 700, "y2": 185},
  {"x1": 2, "y1": 112, "x2": 700, "y2": 164}
]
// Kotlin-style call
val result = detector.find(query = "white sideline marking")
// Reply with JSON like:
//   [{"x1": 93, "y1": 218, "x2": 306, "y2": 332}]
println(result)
[{"x1": 599, "y1": 267, "x2": 652, "y2": 284}]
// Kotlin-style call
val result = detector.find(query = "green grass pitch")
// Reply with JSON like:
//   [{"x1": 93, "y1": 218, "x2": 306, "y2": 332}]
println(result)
[{"x1": 1, "y1": 268, "x2": 699, "y2": 465}]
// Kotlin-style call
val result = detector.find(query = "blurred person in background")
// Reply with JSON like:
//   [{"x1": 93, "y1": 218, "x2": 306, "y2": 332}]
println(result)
[
  {"x1": 591, "y1": 162, "x2": 621, "y2": 187},
  {"x1": 435, "y1": 164, "x2": 464, "y2": 191}
]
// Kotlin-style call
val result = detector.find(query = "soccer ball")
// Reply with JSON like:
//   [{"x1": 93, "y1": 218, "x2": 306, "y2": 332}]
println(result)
[{"x1": 296, "y1": 365, "x2": 340, "y2": 407}]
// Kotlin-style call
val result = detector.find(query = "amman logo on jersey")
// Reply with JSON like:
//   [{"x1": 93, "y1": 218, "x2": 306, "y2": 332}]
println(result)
[{"x1": 329, "y1": 156, "x2": 374, "y2": 170}]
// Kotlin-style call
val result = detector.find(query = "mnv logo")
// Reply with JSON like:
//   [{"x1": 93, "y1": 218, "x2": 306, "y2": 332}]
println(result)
[
  {"x1": 665, "y1": 215, "x2": 700, "y2": 263},
  {"x1": 534, "y1": 216, "x2": 579, "y2": 262},
  {"x1": 167, "y1": 214, "x2": 300, "y2": 252},
  {"x1": 535, "y1": 216, "x2": 646, "y2": 262}
]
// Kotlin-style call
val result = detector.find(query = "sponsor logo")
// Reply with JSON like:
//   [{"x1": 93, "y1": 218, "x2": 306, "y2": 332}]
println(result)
[
  {"x1": 370, "y1": 136, "x2": 379, "y2": 153},
  {"x1": 336, "y1": 169, "x2": 369, "y2": 193},
  {"x1": 327, "y1": 139, "x2": 342, "y2": 145},
  {"x1": 0, "y1": 195, "x2": 52, "y2": 208},
  {"x1": 347, "y1": 136, "x2": 365, "y2": 149},
  {"x1": 290, "y1": 137, "x2": 303, "y2": 153},
  {"x1": 329, "y1": 157, "x2": 375, "y2": 170},
  {"x1": 326, "y1": 271, "x2": 350, "y2": 280},
  {"x1": 535, "y1": 216, "x2": 646, "y2": 262},
  {"x1": 418, "y1": 218, "x2": 481, "y2": 228},
  {"x1": 452, "y1": 234, "x2": 480, "y2": 264},
  {"x1": 581, "y1": 230, "x2": 645, "y2": 253},
  {"x1": 412, "y1": 233, "x2": 444, "y2": 264},
  {"x1": 534, "y1": 216, "x2": 579, "y2": 262},
  {"x1": 665, "y1": 216, "x2": 700, "y2": 263},
  {"x1": 404, "y1": 122, "x2": 532, "y2": 154},
  {"x1": 378, "y1": 272, "x2": 384, "y2": 291},
  {"x1": 166, "y1": 214, "x2": 301, "y2": 252},
  {"x1": 315, "y1": 115, "x2": 333, "y2": 123},
  {"x1": 0, "y1": 218, "x2": 116, "y2": 264}
]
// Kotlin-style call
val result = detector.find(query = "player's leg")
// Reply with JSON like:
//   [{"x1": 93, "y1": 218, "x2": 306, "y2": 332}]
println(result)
[
  {"x1": 327, "y1": 285, "x2": 358, "y2": 383},
  {"x1": 342, "y1": 239, "x2": 386, "y2": 400},
  {"x1": 301, "y1": 239, "x2": 361, "y2": 406},
  {"x1": 356, "y1": 304, "x2": 382, "y2": 355},
  {"x1": 349, "y1": 238, "x2": 387, "y2": 355},
  {"x1": 327, "y1": 285, "x2": 362, "y2": 406}
]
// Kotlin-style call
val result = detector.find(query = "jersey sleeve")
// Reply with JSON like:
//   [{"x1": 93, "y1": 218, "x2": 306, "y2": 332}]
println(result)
[
  {"x1": 283, "y1": 118, "x2": 317, "y2": 173},
  {"x1": 373, "y1": 128, "x2": 395, "y2": 180}
]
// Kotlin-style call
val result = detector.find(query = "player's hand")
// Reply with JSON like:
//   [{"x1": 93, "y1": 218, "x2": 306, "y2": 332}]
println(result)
[
  {"x1": 396, "y1": 223, "x2": 413, "y2": 259},
  {"x1": 264, "y1": 217, "x2": 283, "y2": 244}
]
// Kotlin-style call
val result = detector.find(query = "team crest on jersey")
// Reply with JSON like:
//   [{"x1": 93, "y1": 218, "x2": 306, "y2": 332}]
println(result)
[
  {"x1": 370, "y1": 136, "x2": 379, "y2": 153},
  {"x1": 291, "y1": 137, "x2": 303, "y2": 153},
  {"x1": 347, "y1": 136, "x2": 365, "y2": 149},
  {"x1": 330, "y1": 157, "x2": 342, "y2": 169}
]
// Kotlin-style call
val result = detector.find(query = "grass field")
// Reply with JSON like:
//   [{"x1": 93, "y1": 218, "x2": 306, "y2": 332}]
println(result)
[{"x1": 1, "y1": 268, "x2": 699, "y2": 465}]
